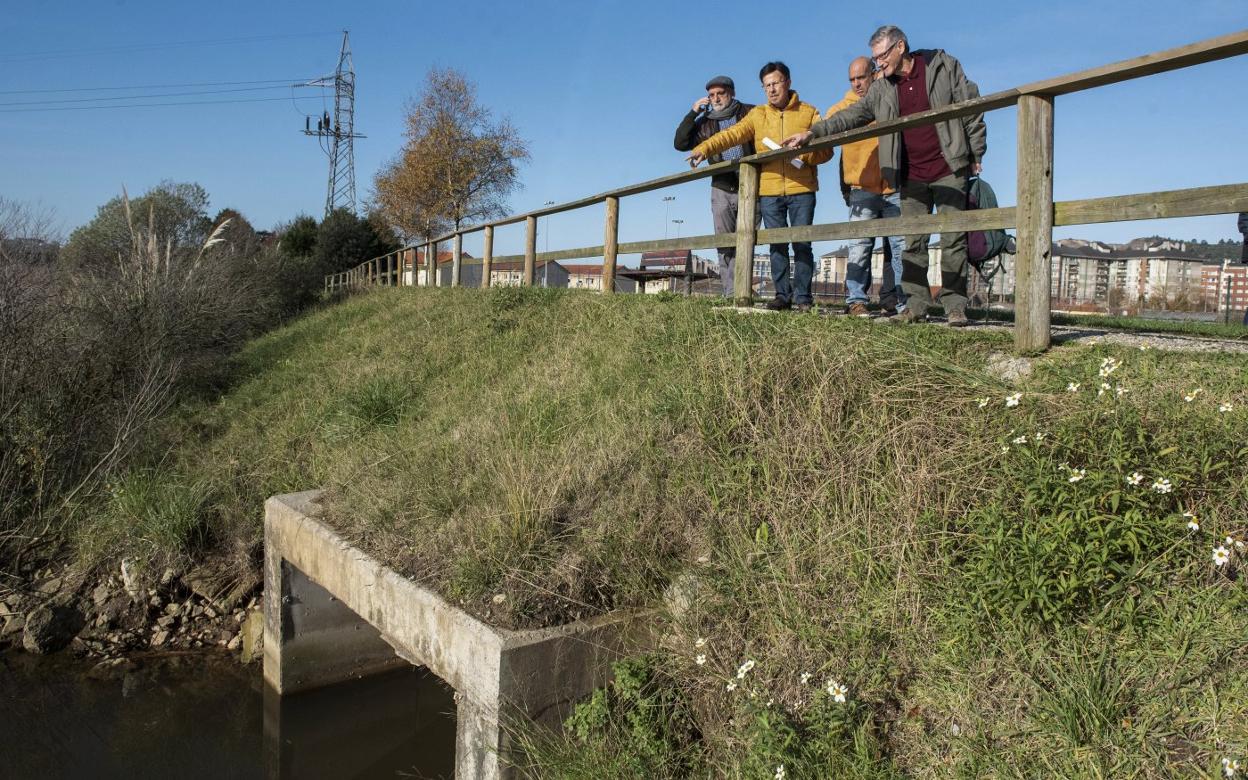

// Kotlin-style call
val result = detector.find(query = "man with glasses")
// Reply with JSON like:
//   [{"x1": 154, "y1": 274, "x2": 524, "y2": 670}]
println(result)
[
  {"x1": 785, "y1": 25, "x2": 987, "y2": 326},
  {"x1": 687, "y1": 62, "x2": 832, "y2": 312},
  {"x1": 829, "y1": 56, "x2": 906, "y2": 318},
  {"x1": 674, "y1": 75, "x2": 755, "y2": 298}
]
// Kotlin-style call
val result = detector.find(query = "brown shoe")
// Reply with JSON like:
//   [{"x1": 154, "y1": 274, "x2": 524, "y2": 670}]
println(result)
[
  {"x1": 795, "y1": 303, "x2": 813, "y2": 314},
  {"x1": 946, "y1": 310, "x2": 970, "y2": 327},
  {"x1": 889, "y1": 307, "x2": 928, "y2": 324},
  {"x1": 847, "y1": 302, "x2": 871, "y2": 318}
]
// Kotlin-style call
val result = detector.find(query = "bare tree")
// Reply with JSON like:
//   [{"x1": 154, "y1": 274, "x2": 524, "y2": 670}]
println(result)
[
  {"x1": 0, "y1": 197, "x2": 61, "y2": 265},
  {"x1": 373, "y1": 68, "x2": 529, "y2": 241}
]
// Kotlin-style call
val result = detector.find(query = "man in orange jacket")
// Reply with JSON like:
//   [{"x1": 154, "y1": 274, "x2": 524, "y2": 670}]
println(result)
[
  {"x1": 687, "y1": 62, "x2": 833, "y2": 312},
  {"x1": 830, "y1": 57, "x2": 906, "y2": 317}
]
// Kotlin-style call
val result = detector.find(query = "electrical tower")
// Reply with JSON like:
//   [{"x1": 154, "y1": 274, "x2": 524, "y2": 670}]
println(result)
[{"x1": 301, "y1": 31, "x2": 364, "y2": 217}]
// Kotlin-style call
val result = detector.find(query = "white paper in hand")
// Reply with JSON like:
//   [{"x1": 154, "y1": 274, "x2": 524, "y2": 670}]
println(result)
[{"x1": 762, "y1": 137, "x2": 803, "y2": 169}]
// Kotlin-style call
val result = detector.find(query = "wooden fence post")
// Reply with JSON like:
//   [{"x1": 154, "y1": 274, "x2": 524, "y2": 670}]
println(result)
[
  {"x1": 482, "y1": 226, "x2": 494, "y2": 289},
  {"x1": 734, "y1": 162, "x2": 760, "y2": 306},
  {"x1": 603, "y1": 196, "x2": 619, "y2": 294},
  {"x1": 452, "y1": 233, "x2": 463, "y2": 287},
  {"x1": 1015, "y1": 94, "x2": 1055, "y2": 354},
  {"x1": 426, "y1": 242, "x2": 438, "y2": 288},
  {"x1": 524, "y1": 215, "x2": 537, "y2": 286}
]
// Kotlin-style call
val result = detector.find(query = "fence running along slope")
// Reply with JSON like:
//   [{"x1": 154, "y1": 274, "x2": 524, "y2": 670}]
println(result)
[{"x1": 326, "y1": 30, "x2": 1248, "y2": 353}]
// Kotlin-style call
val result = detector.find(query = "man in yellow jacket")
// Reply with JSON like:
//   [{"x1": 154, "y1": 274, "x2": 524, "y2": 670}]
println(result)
[
  {"x1": 687, "y1": 62, "x2": 832, "y2": 312},
  {"x1": 829, "y1": 56, "x2": 906, "y2": 317}
]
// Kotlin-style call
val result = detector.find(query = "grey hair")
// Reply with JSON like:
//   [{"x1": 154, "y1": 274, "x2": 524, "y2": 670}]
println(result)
[{"x1": 869, "y1": 25, "x2": 907, "y2": 51}]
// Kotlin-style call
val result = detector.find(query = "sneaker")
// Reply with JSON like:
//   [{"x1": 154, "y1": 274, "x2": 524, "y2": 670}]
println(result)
[
  {"x1": 847, "y1": 302, "x2": 871, "y2": 318},
  {"x1": 795, "y1": 303, "x2": 813, "y2": 314},
  {"x1": 889, "y1": 307, "x2": 928, "y2": 324},
  {"x1": 946, "y1": 310, "x2": 970, "y2": 327},
  {"x1": 765, "y1": 297, "x2": 791, "y2": 311},
  {"x1": 882, "y1": 306, "x2": 898, "y2": 317}
]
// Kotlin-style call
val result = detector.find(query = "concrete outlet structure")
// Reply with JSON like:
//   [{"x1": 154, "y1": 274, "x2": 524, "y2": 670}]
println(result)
[{"x1": 264, "y1": 490, "x2": 641, "y2": 779}]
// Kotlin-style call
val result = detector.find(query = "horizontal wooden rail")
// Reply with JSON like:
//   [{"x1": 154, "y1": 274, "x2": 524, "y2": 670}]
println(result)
[{"x1": 1055, "y1": 183, "x2": 1248, "y2": 226}]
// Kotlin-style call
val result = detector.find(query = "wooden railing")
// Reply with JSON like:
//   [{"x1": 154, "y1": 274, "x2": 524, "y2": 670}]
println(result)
[{"x1": 327, "y1": 30, "x2": 1248, "y2": 353}]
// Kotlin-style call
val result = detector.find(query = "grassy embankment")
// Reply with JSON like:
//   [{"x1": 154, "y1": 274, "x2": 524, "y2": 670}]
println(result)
[{"x1": 80, "y1": 286, "x2": 1248, "y2": 778}]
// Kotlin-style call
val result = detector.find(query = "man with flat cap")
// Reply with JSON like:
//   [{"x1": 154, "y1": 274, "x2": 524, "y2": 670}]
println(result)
[{"x1": 674, "y1": 75, "x2": 755, "y2": 297}]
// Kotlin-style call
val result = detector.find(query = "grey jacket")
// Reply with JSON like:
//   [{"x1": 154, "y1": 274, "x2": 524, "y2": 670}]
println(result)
[
  {"x1": 1238, "y1": 212, "x2": 1248, "y2": 235},
  {"x1": 810, "y1": 49, "x2": 986, "y2": 190}
]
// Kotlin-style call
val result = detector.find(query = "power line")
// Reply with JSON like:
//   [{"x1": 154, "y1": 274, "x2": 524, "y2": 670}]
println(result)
[
  {"x1": 0, "y1": 78, "x2": 317, "y2": 96},
  {"x1": 0, "y1": 83, "x2": 327, "y2": 107},
  {"x1": 0, "y1": 95, "x2": 328, "y2": 113},
  {"x1": 0, "y1": 32, "x2": 339, "y2": 64}
]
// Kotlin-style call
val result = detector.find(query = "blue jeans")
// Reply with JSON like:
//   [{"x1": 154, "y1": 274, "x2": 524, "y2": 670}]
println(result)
[
  {"x1": 845, "y1": 189, "x2": 906, "y2": 309},
  {"x1": 760, "y1": 192, "x2": 816, "y2": 305}
]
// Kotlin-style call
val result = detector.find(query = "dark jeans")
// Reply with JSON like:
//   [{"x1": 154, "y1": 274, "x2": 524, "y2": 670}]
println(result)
[
  {"x1": 760, "y1": 192, "x2": 816, "y2": 305},
  {"x1": 900, "y1": 172, "x2": 969, "y2": 313}
]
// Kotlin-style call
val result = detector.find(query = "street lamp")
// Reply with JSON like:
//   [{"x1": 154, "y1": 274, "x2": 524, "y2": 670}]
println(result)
[
  {"x1": 671, "y1": 219, "x2": 684, "y2": 238},
  {"x1": 542, "y1": 200, "x2": 555, "y2": 287},
  {"x1": 662, "y1": 196, "x2": 676, "y2": 238}
]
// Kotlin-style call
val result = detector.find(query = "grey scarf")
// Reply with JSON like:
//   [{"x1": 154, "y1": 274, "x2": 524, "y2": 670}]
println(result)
[{"x1": 704, "y1": 99, "x2": 741, "y2": 122}]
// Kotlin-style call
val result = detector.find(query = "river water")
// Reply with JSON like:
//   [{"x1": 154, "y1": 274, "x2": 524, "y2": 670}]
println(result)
[{"x1": 0, "y1": 651, "x2": 456, "y2": 779}]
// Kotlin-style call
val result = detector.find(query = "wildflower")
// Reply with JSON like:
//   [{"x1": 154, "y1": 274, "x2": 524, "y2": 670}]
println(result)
[
  {"x1": 826, "y1": 679, "x2": 849, "y2": 703},
  {"x1": 1139, "y1": 345, "x2": 1150, "y2": 351},
  {"x1": 1183, "y1": 512, "x2": 1200, "y2": 532},
  {"x1": 1012, "y1": 435, "x2": 1028, "y2": 445},
  {"x1": 695, "y1": 654, "x2": 706, "y2": 666},
  {"x1": 976, "y1": 397, "x2": 990, "y2": 409},
  {"x1": 1183, "y1": 388, "x2": 1203, "y2": 403},
  {"x1": 1213, "y1": 546, "x2": 1231, "y2": 567},
  {"x1": 1067, "y1": 382, "x2": 1081, "y2": 392},
  {"x1": 1098, "y1": 357, "x2": 1121, "y2": 378},
  {"x1": 1005, "y1": 393, "x2": 1022, "y2": 408},
  {"x1": 694, "y1": 637, "x2": 706, "y2": 649},
  {"x1": 1067, "y1": 468, "x2": 1087, "y2": 483},
  {"x1": 1034, "y1": 431, "x2": 1047, "y2": 442},
  {"x1": 1151, "y1": 478, "x2": 1173, "y2": 494},
  {"x1": 1126, "y1": 472, "x2": 1145, "y2": 486},
  {"x1": 1115, "y1": 385, "x2": 1128, "y2": 396},
  {"x1": 1001, "y1": 445, "x2": 1010, "y2": 454},
  {"x1": 1097, "y1": 382, "x2": 1111, "y2": 397},
  {"x1": 736, "y1": 659, "x2": 755, "y2": 679},
  {"x1": 774, "y1": 765, "x2": 787, "y2": 780},
  {"x1": 1223, "y1": 757, "x2": 1240, "y2": 778},
  {"x1": 1237, "y1": 540, "x2": 1246, "y2": 552},
  {"x1": 726, "y1": 680, "x2": 737, "y2": 692},
  {"x1": 799, "y1": 672, "x2": 812, "y2": 685},
  {"x1": 1220, "y1": 403, "x2": 1234, "y2": 413}
]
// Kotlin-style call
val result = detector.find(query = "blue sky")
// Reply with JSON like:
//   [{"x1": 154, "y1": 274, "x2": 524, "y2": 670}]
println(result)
[{"x1": 3, "y1": 0, "x2": 1245, "y2": 262}]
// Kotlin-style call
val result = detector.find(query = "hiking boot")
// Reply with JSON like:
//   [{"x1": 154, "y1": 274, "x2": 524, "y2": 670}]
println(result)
[
  {"x1": 946, "y1": 309, "x2": 971, "y2": 327},
  {"x1": 882, "y1": 306, "x2": 898, "y2": 317},
  {"x1": 847, "y1": 302, "x2": 871, "y2": 318},
  {"x1": 795, "y1": 303, "x2": 813, "y2": 314},
  {"x1": 889, "y1": 307, "x2": 928, "y2": 324},
  {"x1": 765, "y1": 297, "x2": 791, "y2": 312}
]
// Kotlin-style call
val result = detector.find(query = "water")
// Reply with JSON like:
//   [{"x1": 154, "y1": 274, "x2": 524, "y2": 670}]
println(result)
[{"x1": 0, "y1": 651, "x2": 456, "y2": 779}]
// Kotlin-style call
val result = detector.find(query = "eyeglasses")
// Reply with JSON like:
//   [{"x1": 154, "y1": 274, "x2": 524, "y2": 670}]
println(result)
[
  {"x1": 871, "y1": 39, "x2": 900, "y2": 64},
  {"x1": 762, "y1": 79, "x2": 788, "y2": 90}
]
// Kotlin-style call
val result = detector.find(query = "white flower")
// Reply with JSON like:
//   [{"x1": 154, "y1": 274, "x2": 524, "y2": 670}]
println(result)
[
  {"x1": 1067, "y1": 468, "x2": 1087, "y2": 483},
  {"x1": 1126, "y1": 472, "x2": 1145, "y2": 486},
  {"x1": 726, "y1": 680, "x2": 737, "y2": 692},
  {"x1": 1139, "y1": 345, "x2": 1150, "y2": 351},
  {"x1": 1005, "y1": 393, "x2": 1022, "y2": 408},
  {"x1": 1220, "y1": 403, "x2": 1234, "y2": 413},
  {"x1": 1067, "y1": 382, "x2": 1081, "y2": 392},
  {"x1": 736, "y1": 659, "x2": 755, "y2": 679},
  {"x1": 1012, "y1": 435, "x2": 1028, "y2": 445},
  {"x1": 1098, "y1": 357, "x2": 1121, "y2": 378},
  {"x1": 1223, "y1": 757, "x2": 1240, "y2": 777},
  {"x1": 976, "y1": 397, "x2": 990, "y2": 408},
  {"x1": 1237, "y1": 540, "x2": 1246, "y2": 552},
  {"x1": 694, "y1": 637, "x2": 706, "y2": 648},
  {"x1": 695, "y1": 654, "x2": 706, "y2": 666},
  {"x1": 1183, "y1": 388, "x2": 1203, "y2": 403},
  {"x1": 1183, "y1": 512, "x2": 1200, "y2": 532},
  {"x1": 1213, "y1": 546, "x2": 1231, "y2": 567},
  {"x1": 799, "y1": 672, "x2": 812, "y2": 684},
  {"x1": 1151, "y1": 478, "x2": 1173, "y2": 494},
  {"x1": 1097, "y1": 382, "x2": 1111, "y2": 397},
  {"x1": 1034, "y1": 431, "x2": 1047, "y2": 442},
  {"x1": 1001, "y1": 445, "x2": 1010, "y2": 454},
  {"x1": 1115, "y1": 385, "x2": 1128, "y2": 396},
  {"x1": 774, "y1": 765, "x2": 787, "y2": 780},
  {"x1": 826, "y1": 679, "x2": 848, "y2": 703}
]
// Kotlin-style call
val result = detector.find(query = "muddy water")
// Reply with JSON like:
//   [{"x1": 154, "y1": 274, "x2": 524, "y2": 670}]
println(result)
[{"x1": 0, "y1": 651, "x2": 456, "y2": 779}]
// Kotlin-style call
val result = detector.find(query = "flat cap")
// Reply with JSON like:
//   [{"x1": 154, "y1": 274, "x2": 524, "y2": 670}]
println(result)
[{"x1": 705, "y1": 75, "x2": 735, "y2": 91}]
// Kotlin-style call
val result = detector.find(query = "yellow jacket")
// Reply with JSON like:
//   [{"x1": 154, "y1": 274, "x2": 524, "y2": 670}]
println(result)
[
  {"x1": 825, "y1": 89, "x2": 891, "y2": 195},
  {"x1": 693, "y1": 91, "x2": 833, "y2": 196}
]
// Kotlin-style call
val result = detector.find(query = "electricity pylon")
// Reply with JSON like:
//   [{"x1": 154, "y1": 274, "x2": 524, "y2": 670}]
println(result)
[{"x1": 301, "y1": 31, "x2": 364, "y2": 217}]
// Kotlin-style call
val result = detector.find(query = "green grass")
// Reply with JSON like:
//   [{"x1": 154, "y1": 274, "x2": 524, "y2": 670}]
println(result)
[{"x1": 72, "y1": 286, "x2": 1248, "y2": 778}]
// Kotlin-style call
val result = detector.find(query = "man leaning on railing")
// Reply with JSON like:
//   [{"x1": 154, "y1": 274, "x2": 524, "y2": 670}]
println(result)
[
  {"x1": 785, "y1": 25, "x2": 987, "y2": 326},
  {"x1": 687, "y1": 62, "x2": 833, "y2": 313},
  {"x1": 1239, "y1": 211, "x2": 1248, "y2": 263}
]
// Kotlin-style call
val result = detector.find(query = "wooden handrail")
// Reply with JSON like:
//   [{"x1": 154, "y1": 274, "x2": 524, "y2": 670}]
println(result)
[{"x1": 333, "y1": 29, "x2": 1248, "y2": 353}]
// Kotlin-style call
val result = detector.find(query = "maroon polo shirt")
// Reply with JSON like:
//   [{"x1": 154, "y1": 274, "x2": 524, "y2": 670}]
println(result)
[{"x1": 895, "y1": 53, "x2": 952, "y2": 183}]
